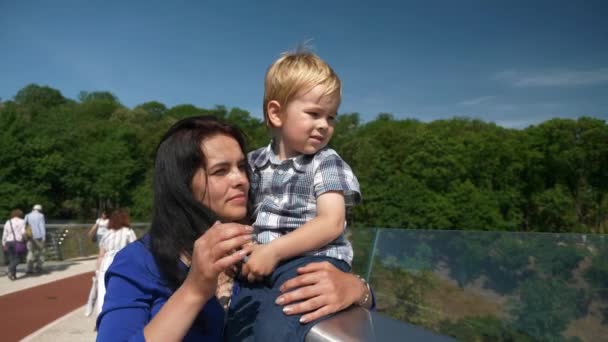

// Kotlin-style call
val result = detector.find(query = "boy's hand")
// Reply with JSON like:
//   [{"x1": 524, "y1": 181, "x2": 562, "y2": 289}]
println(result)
[
  {"x1": 241, "y1": 244, "x2": 280, "y2": 282},
  {"x1": 227, "y1": 240, "x2": 256, "y2": 278}
]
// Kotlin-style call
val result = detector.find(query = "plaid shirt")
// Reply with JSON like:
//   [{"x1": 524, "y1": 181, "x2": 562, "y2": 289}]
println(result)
[{"x1": 248, "y1": 143, "x2": 361, "y2": 265}]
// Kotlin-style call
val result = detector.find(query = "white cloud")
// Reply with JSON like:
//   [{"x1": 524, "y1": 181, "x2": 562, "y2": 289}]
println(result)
[
  {"x1": 458, "y1": 96, "x2": 496, "y2": 106},
  {"x1": 494, "y1": 68, "x2": 608, "y2": 87}
]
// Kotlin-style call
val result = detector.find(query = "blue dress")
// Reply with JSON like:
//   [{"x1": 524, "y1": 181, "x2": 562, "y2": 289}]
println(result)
[{"x1": 96, "y1": 235, "x2": 225, "y2": 342}]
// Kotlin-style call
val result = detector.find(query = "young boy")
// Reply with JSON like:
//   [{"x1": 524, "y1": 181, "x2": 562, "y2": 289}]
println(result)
[{"x1": 225, "y1": 49, "x2": 361, "y2": 341}]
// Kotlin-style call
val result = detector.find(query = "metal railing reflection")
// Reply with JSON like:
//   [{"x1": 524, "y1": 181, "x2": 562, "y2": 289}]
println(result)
[{"x1": 7, "y1": 224, "x2": 601, "y2": 340}]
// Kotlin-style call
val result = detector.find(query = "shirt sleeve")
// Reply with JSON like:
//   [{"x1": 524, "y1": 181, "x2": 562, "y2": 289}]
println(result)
[
  {"x1": 313, "y1": 152, "x2": 362, "y2": 206},
  {"x1": 96, "y1": 243, "x2": 155, "y2": 342},
  {"x1": 128, "y1": 229, "x2": 137, "y2": 243}
]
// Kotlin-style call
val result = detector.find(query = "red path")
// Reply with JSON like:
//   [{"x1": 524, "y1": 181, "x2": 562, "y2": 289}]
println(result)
[{"x1": 0, "y1": 272, "x2": 93, "y2": 341}]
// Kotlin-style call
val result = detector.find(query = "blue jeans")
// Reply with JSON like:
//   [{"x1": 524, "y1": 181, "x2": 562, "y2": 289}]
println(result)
[
  {"x1": 5, "y1": 242, "x2": 23, "y2": 277},
  {"x1": 224, "y1": 255, "x2": 350, "y2": 342}
]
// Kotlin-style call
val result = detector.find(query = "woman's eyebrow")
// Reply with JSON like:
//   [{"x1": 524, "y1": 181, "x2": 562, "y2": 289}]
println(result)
[
  {"x1": 209, "y1": 158, "x2": 245, "y2": 169},
  {"x1": 207, "y1": 161, "x2": 230, "y2": 169}
]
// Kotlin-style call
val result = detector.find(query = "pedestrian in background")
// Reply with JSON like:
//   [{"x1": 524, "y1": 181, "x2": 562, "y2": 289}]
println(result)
[
  {"x1": 24, "y1": 204, "x2": 46, "y2": 274},
  {"x1": 2, "y1": 209, "x2": 26, "y2": 280},
  {"x1": 95, "y1": 208, "x2": 137, "y2": 314},
  {"x1": 88, "y1": 210, "x2": 109, "y2": 245},
  {"x1": 84, "y1": 210, "x2": 111, "y2": 316}
]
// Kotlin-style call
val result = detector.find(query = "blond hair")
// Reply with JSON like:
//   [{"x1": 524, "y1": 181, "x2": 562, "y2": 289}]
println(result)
[{"x1": 263, "y1": 48, "x2": 341, "y2": 126}]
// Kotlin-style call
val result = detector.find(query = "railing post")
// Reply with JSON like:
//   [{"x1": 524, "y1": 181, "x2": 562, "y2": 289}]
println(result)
[
  {"x1": 77, "y1": 232, "x2": 85, "y2": 257},
  {"x1": 365, "y1": 227, "x2": 379, "y2": 282},
  {"x1": 54, "y1": 231, "x2": 63, "y2": 261}
]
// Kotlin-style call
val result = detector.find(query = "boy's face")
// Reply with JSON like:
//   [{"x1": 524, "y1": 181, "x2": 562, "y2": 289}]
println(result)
[{"x1": 273, "y1": 84, "x2": 339, "y2": 159}]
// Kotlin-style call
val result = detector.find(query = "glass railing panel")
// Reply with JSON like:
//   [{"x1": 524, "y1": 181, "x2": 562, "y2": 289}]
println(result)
[{"x1": 365, "y1": 229, "x2": 608, "y2": 342}]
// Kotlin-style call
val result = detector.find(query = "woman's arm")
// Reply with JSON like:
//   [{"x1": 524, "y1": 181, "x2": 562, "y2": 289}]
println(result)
[
  {"x1": 275, "y1": 261, "x2": 374, "y2": 323},
  {"x1": 97, "y1": 223, "x2": 253, "y2": 342},
  {"x1": 87, "y1": 222, "x2": 98, "y2": 239},
  {"x1": 142, "y1": 222, "x2": 253, "y2": 341},
  {"x1": 96, "y1": 249, "x2": 156, "y2": 342},
  {"x1": 2, "y1": 221, "x2": 9, "y2": 247}
]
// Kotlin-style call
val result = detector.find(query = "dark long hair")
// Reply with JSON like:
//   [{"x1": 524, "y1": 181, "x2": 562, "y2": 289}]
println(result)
[{"x1": 150, "y1": 115, "x2": 248, "y2": 289}]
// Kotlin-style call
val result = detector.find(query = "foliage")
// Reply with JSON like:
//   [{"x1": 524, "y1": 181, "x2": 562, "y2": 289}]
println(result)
[
  {"x1": 584, "y1": 241, "x2": 608, "y2": 323},
  {"x1": 508, "y1": 278, "x2": 586, "y2": 341},
  {"x1": 0, "y1": 84, "x2": 606, "y2": 233},
  {"x1": 439, "y1": 315, "x2": 535, "y2": 342},
  {"x1": 368, "y1": 229, "x2": 597, "y2": 341},
  {"x1": 370, "y1": 258, "x2": 439, "y2": 328},
  {"x1": 15, "y1": 84, "x2": 67, "y2": 108},
  {"x1": 1, "y1": 84, "x2": 605, "y2": 340}
]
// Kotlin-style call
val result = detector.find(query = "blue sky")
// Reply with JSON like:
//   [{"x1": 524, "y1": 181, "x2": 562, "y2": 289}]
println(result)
[{"x1": 1, "y1": 0, "x2": 606, "y2": 128}]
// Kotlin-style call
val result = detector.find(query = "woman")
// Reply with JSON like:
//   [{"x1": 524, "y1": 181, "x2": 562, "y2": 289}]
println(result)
[
  {"x1": 95, "y1": 208, "x2": 137, "y2": 314},
  {"x1": 85, "y1": 210, "x2": 112, "y2": 316},
  {"x1": 96, "y1": 116, "x2": 372, "y2": 341},
  {"x1": 88, "y1": 210, "x2": 110, "y2": 245},
  {"x1": 2, "y1": 209, "x2": 26, "y2": 281}
]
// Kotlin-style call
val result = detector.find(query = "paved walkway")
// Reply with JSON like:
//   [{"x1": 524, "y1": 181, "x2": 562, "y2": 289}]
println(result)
[{"x1": 0, "y1": 257, "x2": 98, "y2": 341}]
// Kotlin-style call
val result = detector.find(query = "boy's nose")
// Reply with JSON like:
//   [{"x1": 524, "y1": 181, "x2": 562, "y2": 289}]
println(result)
[{"x1": 317, "y1": 118, "x2": 329, "y2": 130}]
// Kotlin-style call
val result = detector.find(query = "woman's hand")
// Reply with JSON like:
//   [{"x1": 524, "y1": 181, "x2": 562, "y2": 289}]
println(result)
[
  {"x1": 275, "y1": 261, "x2": 370, "y2": 323},
  {"x1": 183, "y1": 221, "x2": 253, "y2": 300}
]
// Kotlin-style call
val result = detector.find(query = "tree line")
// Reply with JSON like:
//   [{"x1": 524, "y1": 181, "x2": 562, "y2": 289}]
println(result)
[{"x1": 1, "y1": 84, "x2": 606, "y2": 233}]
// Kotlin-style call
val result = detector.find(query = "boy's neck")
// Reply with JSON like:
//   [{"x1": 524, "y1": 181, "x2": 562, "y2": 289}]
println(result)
[{"x1": 272, "y1": 137, "x2": 298, "y2": 161}]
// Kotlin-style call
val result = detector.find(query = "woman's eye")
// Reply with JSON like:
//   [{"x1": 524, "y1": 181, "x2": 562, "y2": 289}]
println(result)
[{"x1": 212, "y1": 169, "x2": 227, "y2": 176}]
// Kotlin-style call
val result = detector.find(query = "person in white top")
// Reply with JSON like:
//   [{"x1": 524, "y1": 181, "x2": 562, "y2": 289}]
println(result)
[
  {"x1": 84, "y1": 210, "x2": 111, "y2": 316},
  {"x1": 88, "y1": 210, "x2": 109, "y2": 245},
  {"x1": 2, "y1": 209, "x2": 26, "y2": 280},
  {"x1": 95, "y1": 208, "x2": 137, "y2": 314}
]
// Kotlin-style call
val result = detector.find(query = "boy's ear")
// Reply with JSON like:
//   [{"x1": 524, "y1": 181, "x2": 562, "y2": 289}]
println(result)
[{"x1": 267, "y1": 100, "x2": 283, "y2": 128}]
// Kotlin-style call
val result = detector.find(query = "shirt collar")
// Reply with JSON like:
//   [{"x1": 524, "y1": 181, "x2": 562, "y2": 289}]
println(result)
[{"x1": 252, "y1": 140, "x2": 309, "y2": 172}]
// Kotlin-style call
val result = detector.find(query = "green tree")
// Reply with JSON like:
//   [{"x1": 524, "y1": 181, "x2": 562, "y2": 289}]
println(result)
[
  {"x1": 15, "y1": 84, "x2": 67, "y2": 108},
  {"x1": 440, "y1": 315, "x2": 535, "y2": 342},
  {"x1": 134, "y1": 101, "x2": 167, "y2": 119},
  {"x1": 509, "y1": 278, "x2": 584, "y2": 341}
]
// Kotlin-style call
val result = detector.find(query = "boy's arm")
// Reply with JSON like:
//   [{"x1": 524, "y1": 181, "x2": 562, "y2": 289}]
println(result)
[
  {"x1": 271, "y1": 191, "x2": 345, "y2": 260},
  {"x1": 242, "y1": 191, "x2": 345, "y2": 280}
]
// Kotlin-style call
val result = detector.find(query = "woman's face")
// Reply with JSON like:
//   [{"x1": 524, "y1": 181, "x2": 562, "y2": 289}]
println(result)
[{"x1": 192, "y1": 134, "x2": 249, "y2": 222}]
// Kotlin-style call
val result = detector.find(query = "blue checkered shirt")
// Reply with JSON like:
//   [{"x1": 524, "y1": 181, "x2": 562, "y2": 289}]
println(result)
[{"x1": 248, "y1": 143, "x2": 361, "y2": 265}]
